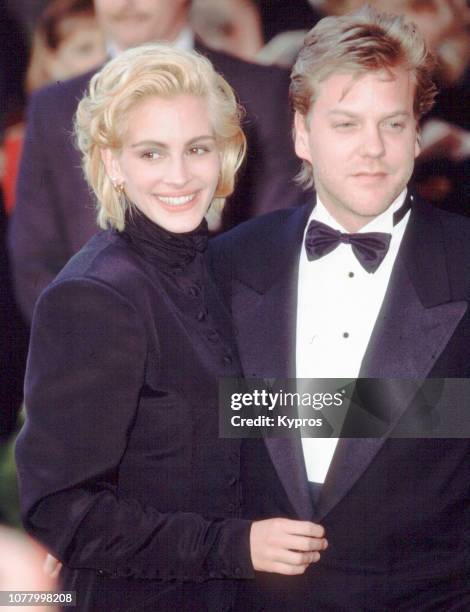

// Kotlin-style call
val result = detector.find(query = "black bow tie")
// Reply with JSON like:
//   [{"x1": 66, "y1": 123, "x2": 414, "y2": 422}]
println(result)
[
  {"x1": 305, "y1": 195, "x2": 413, "y2": 273},
  {"x1": 305, "y1": 220, "x2": 391, "y2": 273}
]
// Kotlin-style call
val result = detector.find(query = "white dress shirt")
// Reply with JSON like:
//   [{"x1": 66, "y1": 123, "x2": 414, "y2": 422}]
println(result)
[
  {"x1": 296, "y1": 190, "x2": 411, "y2": 483},
  {"x1": 107, "y1": 27, "x2": 195, "y2": 58}
]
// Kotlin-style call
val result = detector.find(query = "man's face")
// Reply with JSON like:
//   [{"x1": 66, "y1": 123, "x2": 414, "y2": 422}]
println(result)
[
  {"x1": 94, "y1": 0, "x2": 189, "y2": 51},
  {"x1": 295, "y1": 67, "x2": 420, "y2": 231}
]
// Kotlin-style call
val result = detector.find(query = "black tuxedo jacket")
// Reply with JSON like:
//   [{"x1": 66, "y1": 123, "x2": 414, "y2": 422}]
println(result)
[
  {"x1": 8, "y1": 44, "x2": 306, "y2": 323},
  {"x1": 209, "y1": 196, "x2": 470, "y2": 610}
]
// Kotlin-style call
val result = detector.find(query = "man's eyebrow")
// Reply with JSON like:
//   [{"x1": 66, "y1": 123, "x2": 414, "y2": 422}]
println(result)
[
  {"x1": 327, "y1": 110, "x2": 412, "y2": 118},
  {"x1": 131, "y1": 135, "x2": 216, "y2": 148},
  {"x1": 328, "y1": 110, "x2": 359, "y2": 118}
]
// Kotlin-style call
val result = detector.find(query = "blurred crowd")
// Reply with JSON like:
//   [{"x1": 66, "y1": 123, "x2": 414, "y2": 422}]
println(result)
[{"x1": 1, "y1": 0, "x2": 469, "y2": 494}]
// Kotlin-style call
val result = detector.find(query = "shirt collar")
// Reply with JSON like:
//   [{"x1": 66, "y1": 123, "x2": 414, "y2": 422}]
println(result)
[{"x1": 106, "y1": 27, "x2": 194, "y2": 58}]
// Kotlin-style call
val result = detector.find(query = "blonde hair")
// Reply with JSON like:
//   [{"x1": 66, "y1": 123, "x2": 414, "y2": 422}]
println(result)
[
  {"x1": 74, "y1": 43, "x2": 246, "y2": 230},
  {"x1": 291, "y1": 5, "x2": 438, "y2": 189}
]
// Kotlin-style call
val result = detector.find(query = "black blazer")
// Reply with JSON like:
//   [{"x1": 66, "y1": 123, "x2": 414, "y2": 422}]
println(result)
[
  {"x1": 8, "y1": 44, "x2": 307, "y2": 323},
  {"x1": 15, "y1": 224, "x2": 254, "y2": 612},
  {"x1": 209, "y1": 196, "x2": 470, "y2": 610}
]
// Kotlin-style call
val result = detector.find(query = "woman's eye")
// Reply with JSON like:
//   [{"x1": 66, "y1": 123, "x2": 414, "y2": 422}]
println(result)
[
  {"x1": 188, "y1": 146, "x2": 209, "y2": 155},
  {"x1": 141, "y1": 151, "x2": 162, "y2": 160}
]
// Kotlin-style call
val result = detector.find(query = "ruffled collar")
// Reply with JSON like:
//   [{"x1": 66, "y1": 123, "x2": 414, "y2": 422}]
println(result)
[{"x1": 120, "y1": 208, "x2": 208, "y2": 268}]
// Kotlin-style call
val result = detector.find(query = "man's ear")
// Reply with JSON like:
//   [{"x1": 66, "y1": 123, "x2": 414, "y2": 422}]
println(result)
[
  {"x1": 294, "y1": 111, "x2": 312, "y2": 163},
  {"x1": 100, "y1": 148, "x2": 122, "y2": 183},
  {"x1": 414, "y1": 133, "x2": 421, "y2": 159}
]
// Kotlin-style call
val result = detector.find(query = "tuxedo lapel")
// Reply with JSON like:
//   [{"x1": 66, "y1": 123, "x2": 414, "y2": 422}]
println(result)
[
  {"x1": 230, "y1": 203, "x2": 314, "y2": 519},
  {"x1": 230, "y1": 203, "x2": 312, "y2": 378},
  {"x1": 231, "y1": 273, "x2": 297, "y2": 379},
  {"x1": 316, "y1": 199, "x2": 468, "y2": 519}
]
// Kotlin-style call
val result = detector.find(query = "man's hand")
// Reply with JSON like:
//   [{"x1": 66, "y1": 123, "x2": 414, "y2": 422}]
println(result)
[{"x1": 250, "y1": 518, "x2": 327, "y2": 575}]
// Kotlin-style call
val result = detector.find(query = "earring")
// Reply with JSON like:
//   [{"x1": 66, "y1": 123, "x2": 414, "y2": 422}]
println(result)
[{"x1": 111, "y1": 178, "x2": 125, "y2": 194}]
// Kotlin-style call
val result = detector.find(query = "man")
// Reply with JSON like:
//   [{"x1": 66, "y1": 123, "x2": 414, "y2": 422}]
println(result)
[
  {"x1": 8, "y1": 0, "x2": 305, "y2": 323},
  {"x1": 211, "y1": 7, "x2": 470, "y2": 609}
]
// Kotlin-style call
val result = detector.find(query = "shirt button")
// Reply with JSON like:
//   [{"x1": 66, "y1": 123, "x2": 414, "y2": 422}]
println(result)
[
  {"x1": 171, "y1": 264, "x2": 184, "y2": 275},
  {"x1": 223, "y1": 355, "x2": 232, "y2": 365},
  {"x1": 228, "y1": 476, "x2": 237, "y2": 486},
  {"x1": 196, "y1": 309, "x2": 207, "y2": 321},
  {"x1": 348, "y1": 271, "x2": 354, "y2": 278},
  {"x1": 228, "y1": 503, "x2": 235, "y2": 512},
  {"x1": 187, "y1": 285, "x2": 200, "y2": 297},
  {"x1": 234, "y1": 567, "x2": 242, "y2": 577},
  {"x1": 343, "y1": 332, "x2": 349, "y2": 338},
  {"x1": 207, "y1": 330, "x2": 219, "y2": 343}
]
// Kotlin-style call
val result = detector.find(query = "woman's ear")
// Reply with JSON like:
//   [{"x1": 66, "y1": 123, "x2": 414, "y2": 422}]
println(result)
[{"x1": 100, "y1": 148, "x2": 122, "y2": 183}]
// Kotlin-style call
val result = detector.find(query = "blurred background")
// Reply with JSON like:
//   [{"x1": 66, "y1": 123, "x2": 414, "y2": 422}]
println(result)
[{"x1": 1, "y1": 0, "x2": 469, "y2": 582}]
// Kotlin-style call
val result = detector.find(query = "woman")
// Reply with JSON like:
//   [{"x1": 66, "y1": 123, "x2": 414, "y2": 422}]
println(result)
[{"x1": 15, "y1": 45, "x2": 325, "y2": 611}]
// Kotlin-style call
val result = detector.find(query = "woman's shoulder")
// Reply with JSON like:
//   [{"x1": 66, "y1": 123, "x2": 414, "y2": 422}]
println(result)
[{"x1": 46, "y1": 230, "x2": 156, "y2": 306}]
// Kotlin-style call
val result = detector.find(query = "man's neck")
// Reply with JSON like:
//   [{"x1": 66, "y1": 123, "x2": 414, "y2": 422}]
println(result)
[{"x1": 314, "y1": 189, "x2": 408, "y2": 234}]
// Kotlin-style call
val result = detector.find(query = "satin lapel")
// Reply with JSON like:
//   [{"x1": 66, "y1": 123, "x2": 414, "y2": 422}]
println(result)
[
  {"x1": 316, "y1": 201, "x2": 468, "y2": 520},
  {"x1": 231, "y1": 203, "x2": 314, "y2": 519},
  {"x1": 231, "y1": 271, "x2": 297, "y2": 379}
]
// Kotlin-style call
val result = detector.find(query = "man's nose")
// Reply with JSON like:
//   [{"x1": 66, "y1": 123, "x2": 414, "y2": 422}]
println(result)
[{"x1": 360, "y1": 125, "x2": 385, "y2": 158}]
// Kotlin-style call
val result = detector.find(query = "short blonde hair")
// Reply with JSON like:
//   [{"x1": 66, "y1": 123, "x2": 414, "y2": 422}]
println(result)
[
  {"x1": 291, "y1": 5, "x2": 438, "y2": 189},
  {"x1": 74, "y1": 43, "x2": 246, "y2": 230}
]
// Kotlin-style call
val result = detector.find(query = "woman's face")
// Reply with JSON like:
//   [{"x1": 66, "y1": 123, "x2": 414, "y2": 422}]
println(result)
[{"x1": 104, "y1": 94, "x2": 222, "y2": 233}]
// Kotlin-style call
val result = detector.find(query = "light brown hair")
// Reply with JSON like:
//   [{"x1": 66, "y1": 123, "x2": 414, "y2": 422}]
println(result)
[{"x1": 291, "y1": 5, "x2": 437, "y2": 188}]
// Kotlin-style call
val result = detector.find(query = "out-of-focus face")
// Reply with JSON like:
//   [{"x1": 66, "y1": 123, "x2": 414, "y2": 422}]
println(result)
[
  {"x1": 94, "y1": 0, "x2": 189, "y2": 51},
  {"x1": 49, "y1": 17, "x2": 106, "y2": 80},
  {"x1": 371, "y1": 0, "x2": 461, "y2": 49},
  {"x1": 103, "y1": 94, "x2": 221, "y2": 234},
  {"x1": 295, "y1": 67, "x2": 420, "y2": 231}
]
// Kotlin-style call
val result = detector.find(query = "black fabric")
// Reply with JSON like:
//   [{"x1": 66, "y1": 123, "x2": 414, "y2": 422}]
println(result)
[
  {"x1": 121, "y1": 209, "x2": 208, "y2": 269},
  {"x1": 0, "y1": 187, "x2": 27, "y2": 443}
]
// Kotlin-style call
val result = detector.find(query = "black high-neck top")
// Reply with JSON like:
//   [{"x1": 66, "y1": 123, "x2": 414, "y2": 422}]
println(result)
[
  {"x1": 121, "y1": 209, "x2": 208, "y2": 269},
  {"x1": 119, "y1": 210, "x2": 236, "y2": 364}
]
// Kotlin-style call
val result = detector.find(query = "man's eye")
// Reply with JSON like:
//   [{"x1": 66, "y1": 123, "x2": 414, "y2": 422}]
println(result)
[
  {"x1": 334, "y1": 122, "x2": 356, "y2": 129},
  {"x1": 384, "y1": 121, "x2": 405, "y2": 131}
]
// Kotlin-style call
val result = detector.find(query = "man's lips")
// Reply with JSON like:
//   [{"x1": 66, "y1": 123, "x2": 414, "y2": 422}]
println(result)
[
  {"x1": 351, "y1": 172, "x2": 388, "y2": 183},
  {"x1": 112, "y1": 13, "x2": 149, "y2": 22},
  {"x1": 352, "y1": 172, "x2": 388, "y2": 177}
]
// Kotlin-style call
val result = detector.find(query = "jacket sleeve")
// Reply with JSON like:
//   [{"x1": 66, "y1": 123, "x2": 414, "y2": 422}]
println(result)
[
  {"x1": 15, "y1": 277, "x2": 254, "y2": 581},
  {"x1": 7, "y1": 88, "x2": 72, "y2": 324}
]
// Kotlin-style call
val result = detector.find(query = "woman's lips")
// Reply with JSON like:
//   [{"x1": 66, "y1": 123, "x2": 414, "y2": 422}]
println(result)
[{"x1": 154, "y1": 191, "x2": 199, "y2": 212}]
